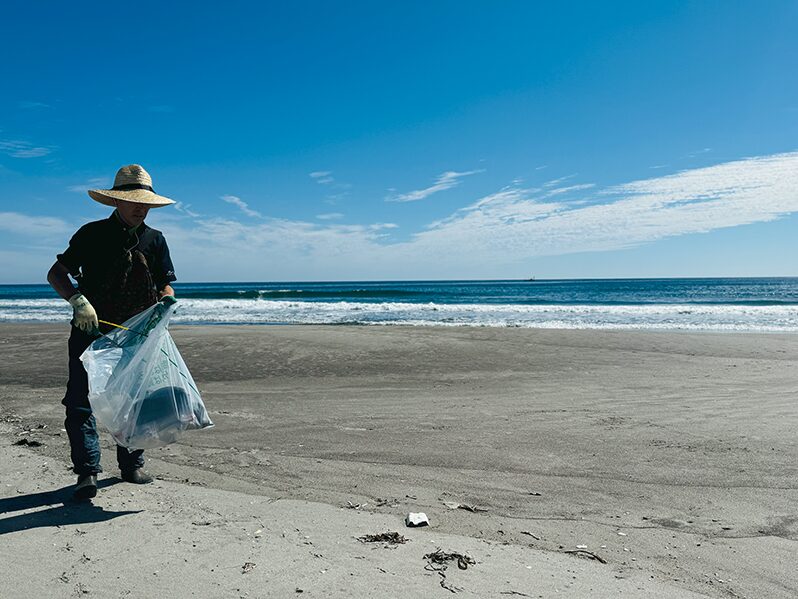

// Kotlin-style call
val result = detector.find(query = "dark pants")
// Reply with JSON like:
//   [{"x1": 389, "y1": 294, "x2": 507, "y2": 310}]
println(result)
[{"x1": 62, "y1": 326, "x2": 144, "y2": 476}]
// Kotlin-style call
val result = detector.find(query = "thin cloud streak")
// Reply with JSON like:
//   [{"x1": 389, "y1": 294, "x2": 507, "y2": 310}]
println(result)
[
  {"x1": 174, "y1": 202, "x2": 202, "y2": 218},
  {"x1": 386, "y1": 169, "x2": 483, "y2": 202},
  {"x1": 543, "y1": 183, "x2": 596, "y2": 197},
  {"x1": 0, "y1": 139, "x2": 54, "y2": 158},
  {"x1": 67, "y1": 177, "x2": 109, "y2": 193},
  {"x1": 220, "y1": 194, "x2": 261, "y2": 218},
  {"x1": 0, "y1": 212, "x2": 71, "y2": 238},
  {"x1": 310, "y1": 171, "x2": 335, "y2": 185}
]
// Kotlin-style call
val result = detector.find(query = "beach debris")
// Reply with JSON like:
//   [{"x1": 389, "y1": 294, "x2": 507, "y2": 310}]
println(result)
[
  {"x1": 375, "y1": 497, "x2": 400, "y2": 507},
  {"x1": 425, "y1": 549, "x2": 475, "y2": 571},
  {"x1": 562, "y1": 549, "x2": 607, "y2": 564},
  {"x1": 527, "y1": 491, "x2": 542, "y2": 496},
  {"x1": 442, "y1": 501, "x2": 488, "y2": 513},
  {"x1": 358, "y1": 531, "x2": 408, "y2": 545},
  {"x1": 295, "y1": 588, "x2": 304, "y2": 593},
  {"x1": 242, "y1": 562, "x2": 256, "y2": 574},
  {"x1": 500, "y1": 592, "x2": 531, "y2": 597},
  {"x1": 520, "y1": 531, "x2": 540, "y2": 540},
  {"x1": 345, "y1": 501, "x2": 368, "y2": 510},
  {"x1": 17, "y1": 423, "x2": 48, "y2": 435},
  {"x1": 406, "y1": 512, "x2": 429, "y2": 527},
  {"x1": 576, "y1": 544, "x2": 588, "y2": 549},
  {"x1": 424, "y1": 549, "x2": 476, "y2": 594},
  {"x1": 13, "y1": 438, "x2": 43, "y2": 447}
]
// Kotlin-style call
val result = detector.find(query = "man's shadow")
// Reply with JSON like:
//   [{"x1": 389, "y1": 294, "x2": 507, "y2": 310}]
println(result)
[{"x1": 0, "y1": 478, "x2": 141, "y2": 535}]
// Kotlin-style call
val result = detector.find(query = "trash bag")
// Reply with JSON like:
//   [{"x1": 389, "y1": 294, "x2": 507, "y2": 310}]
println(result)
[{"x1": 80, "y1": 302, "x2": 213, "y2": 450}]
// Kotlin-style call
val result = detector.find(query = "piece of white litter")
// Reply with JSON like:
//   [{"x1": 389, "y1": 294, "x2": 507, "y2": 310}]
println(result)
[
  {"x1": 617, "y1": 532, "x2": 627, "y2": 536},
  {"x1": 576, "y1": 545, "x2": 588, "y2": 549},
  {"x1": 406, "y1": 512, "x2": 429, "y2": 527}
]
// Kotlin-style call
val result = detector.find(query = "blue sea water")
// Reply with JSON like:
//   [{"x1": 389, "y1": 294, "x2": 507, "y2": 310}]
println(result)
[{"x1": 2, "y1": 278, "x2": 798, "y2": 331}]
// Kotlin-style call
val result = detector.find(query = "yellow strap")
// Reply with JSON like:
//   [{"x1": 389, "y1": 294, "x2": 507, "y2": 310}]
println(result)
[{"x1": 98, "y1": 319, "x2": 129, "y2": 331}]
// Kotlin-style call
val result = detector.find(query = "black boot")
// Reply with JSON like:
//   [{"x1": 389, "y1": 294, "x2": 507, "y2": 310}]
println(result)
[
  {"x1": 73, "y1": 474, "x2": 97, "y2": 500},
  {"x1": 121, "y1": 469, "x2": 153, "y2": 484}
]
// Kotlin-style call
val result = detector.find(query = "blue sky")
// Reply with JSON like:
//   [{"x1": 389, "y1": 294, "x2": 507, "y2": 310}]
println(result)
[{"x1": 1, "y1": 1, "x2": 797, "y2": 283}]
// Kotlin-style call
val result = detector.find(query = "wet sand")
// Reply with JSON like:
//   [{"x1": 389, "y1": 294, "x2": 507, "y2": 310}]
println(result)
[{"x1": 2, "y1": 323, "x2": 798, "y2": 597}]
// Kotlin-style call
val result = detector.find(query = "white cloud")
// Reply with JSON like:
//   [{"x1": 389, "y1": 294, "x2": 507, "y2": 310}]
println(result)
[
  {"x1": 685, "y1": 147, "x2": 712, "y2": 158},
  {"x1": 542, "y1": 174, "x2": 575, "y2": 188},
  {"x1": 0, "y1": 139, "x2": 54, "y2": 158},
  {"x1": 543, "y1": 183, "x2": 595, "y2": 197},
  {"x1": 316, "y1": 212, "x2": 344, "y2": 220},
  {"x1": 407, "y1": 151, "x2": 798, "y2": 263},
  {"x1": 0, "y1": 212, "x2": 71, "y2": 237},
  {"x1": 386, "y1": 169, "x2": 483, "y2": 202},
  {"x1": 174, "y1": 202, "x2": 202, "y2": 218},
  {"x1": 310, "y1": 171, "x2": 335, "y2": 185},
  {"x1": 67, "y1": 177, "x2": 110, "y2": 193},
  {"x1": 5, "y1": 151, "x2": 798, "y2": 282},
  {"x1": 160, "y1": 151, "x2": 798, "y2": 280},
  {"x1": 220, "y1": 194, "x2": 261, "y2": 218}
]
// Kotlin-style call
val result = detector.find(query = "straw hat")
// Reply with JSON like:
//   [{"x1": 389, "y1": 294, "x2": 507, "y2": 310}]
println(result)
[{"x1": 88, "y1": 165, "x2": 175, "y2": 207}]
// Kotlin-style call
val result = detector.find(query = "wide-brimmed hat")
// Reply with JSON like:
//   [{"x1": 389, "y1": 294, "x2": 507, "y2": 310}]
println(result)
[{"x1": 88, "y1": 165, "x2": 175, "y2": 208}]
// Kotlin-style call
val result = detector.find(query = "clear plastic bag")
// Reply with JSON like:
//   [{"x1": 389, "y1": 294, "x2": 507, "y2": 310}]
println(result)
[{"x1": 80, "y1": 302, "x2": 213, "y2": 450}]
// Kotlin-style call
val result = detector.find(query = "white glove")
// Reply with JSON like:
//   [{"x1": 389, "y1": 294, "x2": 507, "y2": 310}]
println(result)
[{"x1": 68, "y1": 293, "x2": 99, "y2": 334}]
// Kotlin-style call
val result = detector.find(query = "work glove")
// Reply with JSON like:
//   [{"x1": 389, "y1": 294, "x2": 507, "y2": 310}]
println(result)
[
  {"x1": 159, "y1": 295, "x2": 177, "y2": 306},
  {"x1": 68, "y1": 293, "x2": 99, "y2": 334}
]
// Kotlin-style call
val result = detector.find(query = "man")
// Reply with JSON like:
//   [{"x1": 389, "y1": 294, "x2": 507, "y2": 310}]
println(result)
[{"x1": 47, "y1": 164, "x2": 178, "y2": 500}]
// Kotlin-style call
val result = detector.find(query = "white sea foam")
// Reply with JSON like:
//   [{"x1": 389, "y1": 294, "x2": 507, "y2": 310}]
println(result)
[{"x1": 3, "y1": 298, "x2": 798, "y2": 332}]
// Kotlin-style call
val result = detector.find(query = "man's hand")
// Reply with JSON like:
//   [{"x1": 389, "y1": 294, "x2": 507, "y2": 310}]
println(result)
[{"x1": 68, "y1": 293, "x2": 99, "y2": 334}]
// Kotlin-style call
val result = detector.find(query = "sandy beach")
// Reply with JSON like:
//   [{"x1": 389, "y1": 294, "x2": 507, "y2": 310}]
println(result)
[{"x1": 2, "y1": 323, "x2": 797, "y2": 598}]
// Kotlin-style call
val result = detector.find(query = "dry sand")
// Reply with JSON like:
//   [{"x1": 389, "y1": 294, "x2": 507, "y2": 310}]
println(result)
[{"x1": 2, "y1": 323, "x2": 797, "y2": 598}]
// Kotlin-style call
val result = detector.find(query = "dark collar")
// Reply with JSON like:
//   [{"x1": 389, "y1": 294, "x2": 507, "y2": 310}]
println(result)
[{"x1": 109, "y1": 210, "x2": 148, "y2": 235}]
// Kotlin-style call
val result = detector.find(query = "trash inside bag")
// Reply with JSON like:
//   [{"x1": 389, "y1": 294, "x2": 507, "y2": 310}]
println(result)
[{"x1": 80, "y1": 302, "x2": 213, "y2": 450}]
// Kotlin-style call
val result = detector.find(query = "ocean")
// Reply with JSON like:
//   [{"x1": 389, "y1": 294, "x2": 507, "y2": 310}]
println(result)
[{"x1": 2, "y1": 278, "x2": 798, "y2": 332}]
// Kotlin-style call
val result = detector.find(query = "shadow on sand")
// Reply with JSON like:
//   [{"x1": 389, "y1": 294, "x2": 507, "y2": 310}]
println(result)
[{"x1": 0, "y1": 477, "x2": 141, "y2": 535}]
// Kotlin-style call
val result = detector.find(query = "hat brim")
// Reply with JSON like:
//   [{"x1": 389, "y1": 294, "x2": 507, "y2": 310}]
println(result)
[{"x1": 88, "y1": 188, "x2": 176, "y2": 208}]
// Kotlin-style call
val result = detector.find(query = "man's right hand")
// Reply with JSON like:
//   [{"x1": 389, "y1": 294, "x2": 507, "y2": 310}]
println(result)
[{"x1": 68, "y1": 293, "x2": 99, "y2": 334}]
